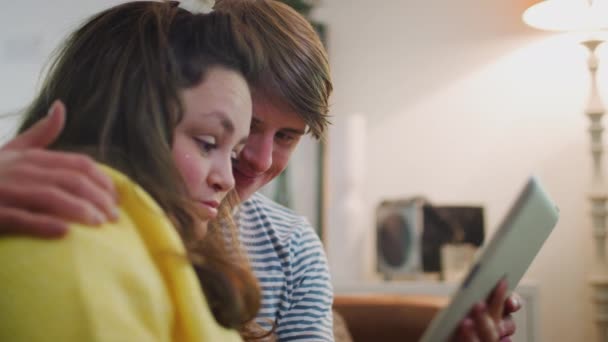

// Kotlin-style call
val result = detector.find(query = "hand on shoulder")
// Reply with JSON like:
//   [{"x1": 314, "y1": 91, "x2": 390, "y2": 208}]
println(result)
[{"x1": 0, "y1": 101, "x2": 118, "y2": 237}]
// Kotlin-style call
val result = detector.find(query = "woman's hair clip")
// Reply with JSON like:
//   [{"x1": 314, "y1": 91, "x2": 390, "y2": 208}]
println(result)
[{"x1": 178, "y1": 0, "x2": 214, "y2": 14}]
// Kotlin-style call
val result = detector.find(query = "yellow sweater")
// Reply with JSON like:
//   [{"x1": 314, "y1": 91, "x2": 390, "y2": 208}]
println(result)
[{"x1": 0, "y1": 166, "x2": 241, "y2": 342}]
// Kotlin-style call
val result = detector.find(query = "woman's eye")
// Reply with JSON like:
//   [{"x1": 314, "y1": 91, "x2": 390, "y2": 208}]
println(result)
[{"x1": 195, "y1": 136, "x2": 217, "y2": 154}]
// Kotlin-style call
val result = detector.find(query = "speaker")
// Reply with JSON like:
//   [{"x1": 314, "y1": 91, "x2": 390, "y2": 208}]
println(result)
[
  {"x1": 376, "y1": 198, "x2": 484, "y2": 279},
  {"x1": 376, "y1": 198, "x2": 425, "y2": 278}
]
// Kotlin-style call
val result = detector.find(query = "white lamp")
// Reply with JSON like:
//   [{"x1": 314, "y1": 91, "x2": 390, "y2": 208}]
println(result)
[
  {"x1": 523, "y1": 1, "x2": 608, "y2": 340},
  {"x1": 523, "y1": 0, "x2": 608, "y2": 32}
]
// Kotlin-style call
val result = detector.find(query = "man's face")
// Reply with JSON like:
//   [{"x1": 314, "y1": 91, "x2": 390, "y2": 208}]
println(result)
[{"x1": 232, "y1": 91, "x2": 306, "y2": 200}]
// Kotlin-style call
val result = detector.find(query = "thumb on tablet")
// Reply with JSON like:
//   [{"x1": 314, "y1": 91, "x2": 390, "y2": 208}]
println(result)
[{"x1": 487, "y1": 278, "x2": 508, "y2": 320}]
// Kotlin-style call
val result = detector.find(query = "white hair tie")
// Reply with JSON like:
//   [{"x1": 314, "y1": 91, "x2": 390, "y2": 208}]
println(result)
[{"x1": 178, "y1": 0, "x2": 214, "y2": 14}]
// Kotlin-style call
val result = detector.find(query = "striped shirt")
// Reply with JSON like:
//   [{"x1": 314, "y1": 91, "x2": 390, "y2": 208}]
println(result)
[{"x1": 236, "y1": 192, "x2": 334, "y2": 341}]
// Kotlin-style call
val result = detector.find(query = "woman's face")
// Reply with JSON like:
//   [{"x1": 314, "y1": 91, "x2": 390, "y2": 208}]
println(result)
[{"x1": 172, "y1": 66, "x2": 251, "y2": 221}]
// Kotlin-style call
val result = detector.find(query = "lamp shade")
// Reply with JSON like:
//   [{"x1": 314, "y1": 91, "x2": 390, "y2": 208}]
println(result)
[{"x1": 523, "y1": 0, "x2": 608, "y2": 32}]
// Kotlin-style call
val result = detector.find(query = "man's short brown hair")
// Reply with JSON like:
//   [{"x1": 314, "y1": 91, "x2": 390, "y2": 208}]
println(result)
[{"x1": 214, "y1": 0, "x2": 332, "y2": 139}]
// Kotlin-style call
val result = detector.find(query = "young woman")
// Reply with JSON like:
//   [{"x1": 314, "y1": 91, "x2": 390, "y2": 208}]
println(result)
[{"x1": 0, "y1": 2, "x2": 269, "y2": 341}]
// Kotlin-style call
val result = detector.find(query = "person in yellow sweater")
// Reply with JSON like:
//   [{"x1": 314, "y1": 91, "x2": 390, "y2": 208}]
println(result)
[{"x1": 0, "y1": 1, "x2": 271, "y2": 341}]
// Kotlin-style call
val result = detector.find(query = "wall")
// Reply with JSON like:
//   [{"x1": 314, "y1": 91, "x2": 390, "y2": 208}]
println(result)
[
  {"x1": 317, "y1": 0, "x2": 598, "y2": 341},
  {"x1": 0, "y1": 1, "x2": 596, "y2": 341},
  {"x1": 0, "y1": 0, "x2": 126, "y2": 141}
]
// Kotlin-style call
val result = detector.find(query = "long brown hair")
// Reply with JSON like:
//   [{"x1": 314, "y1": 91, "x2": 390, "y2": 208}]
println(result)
[{"x1": 19, "y1": 1, "x2": 268, "y2": 339}]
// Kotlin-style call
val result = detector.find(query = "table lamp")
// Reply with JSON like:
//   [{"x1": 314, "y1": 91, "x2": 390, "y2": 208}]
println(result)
[{"x1": 523, "y1": 1, "x2": 608, "y2": 340}]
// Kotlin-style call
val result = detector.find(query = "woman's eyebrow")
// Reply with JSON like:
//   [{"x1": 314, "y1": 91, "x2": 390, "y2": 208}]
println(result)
[
  {"x1": 200, "y1": 112, "x2": 250, "y2": 144},
  {"x1": 201, "y1": 111, "x2": 235, "y2": 133}
]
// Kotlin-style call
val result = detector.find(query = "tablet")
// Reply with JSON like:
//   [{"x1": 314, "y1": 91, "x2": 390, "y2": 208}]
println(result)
[{"x1": 419, "y1": 177, "x2": 559, "y2": 342}]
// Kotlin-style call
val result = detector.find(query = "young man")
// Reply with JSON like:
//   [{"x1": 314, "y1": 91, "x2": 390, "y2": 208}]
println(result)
[
  {"x1": 0, "y1": 1, "x2": 518, "y2": 341},
  {"x1": 212, "y1": 1, "x2": 334, "y2": 340}
]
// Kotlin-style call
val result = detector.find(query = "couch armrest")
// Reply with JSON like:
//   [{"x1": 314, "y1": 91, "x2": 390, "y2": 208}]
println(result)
[{"x1": 333, "y1": 294, "x2": 448, "y2": 342}]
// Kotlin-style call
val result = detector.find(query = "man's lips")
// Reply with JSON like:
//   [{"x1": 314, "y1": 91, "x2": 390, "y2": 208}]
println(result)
[{"x1": 233, "y1": 166, "x2": 258, "y2": 180}]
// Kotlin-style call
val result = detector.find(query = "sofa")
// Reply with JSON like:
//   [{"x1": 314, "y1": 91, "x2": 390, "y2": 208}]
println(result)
[{"x1": 332, "y1": 294, "x2": 447, "y2": 342}]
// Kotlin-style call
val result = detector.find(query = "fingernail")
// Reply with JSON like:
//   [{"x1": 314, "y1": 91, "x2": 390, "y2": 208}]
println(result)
[
  {"x1": 498, "y1": 321, "x2": 506, "y2": 337},
  {"x1": 110, "y1": 186, "x2": 119, "y2": 201},
  {"x1": 46, "y1": 101, "x2": 58, "y2": 116},
  {"x1": 92, "y1": 212, "x2": 106, "y2": 225},
  {"x1": 511, "y1": 296, "x2": 519, "y2": 308},
  {"x1": 48, "y1": 223, "x2": 69, "y2": 236},
  {"x1": 110, "y1": 207, "x2": 120, "y2": 221}
]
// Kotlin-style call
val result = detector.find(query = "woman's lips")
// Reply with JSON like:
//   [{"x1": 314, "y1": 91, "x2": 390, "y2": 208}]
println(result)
[
  {"x1": 201, "y1": 200, "x2": 219, "y2": 208},
  {"x1": 199, "y1": 200, "x2": 219, "y2": 219}
]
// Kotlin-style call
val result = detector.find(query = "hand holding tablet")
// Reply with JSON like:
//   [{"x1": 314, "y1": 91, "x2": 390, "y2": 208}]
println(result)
[{"x1": 420, "y1": 177, "x2": 559, "y2": 342}]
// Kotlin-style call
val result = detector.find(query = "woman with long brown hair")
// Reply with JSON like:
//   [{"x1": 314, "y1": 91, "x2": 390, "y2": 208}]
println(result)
[{"x1": 0, "y1": 1, "x2": 270, "y2": 341}]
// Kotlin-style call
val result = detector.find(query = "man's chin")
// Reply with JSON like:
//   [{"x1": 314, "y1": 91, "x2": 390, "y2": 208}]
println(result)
[
  {"x1": 235, "y1": 177, "x2": 259, "y2": 201},
  {"x1": 234, "y1": 168, "x2": 263, "y2": 201},
  {"x1": 236, "y1": 186, "x2": 255, "y2": 201}
]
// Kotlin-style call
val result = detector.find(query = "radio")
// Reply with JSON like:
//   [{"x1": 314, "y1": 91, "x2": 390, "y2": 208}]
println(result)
[{"x1": 376, "y1": 198, "x2": 484, "y2": 280}]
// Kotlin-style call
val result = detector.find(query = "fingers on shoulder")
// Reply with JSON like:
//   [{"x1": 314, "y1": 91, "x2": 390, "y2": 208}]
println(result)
[{"x1": 0, "y1": 208, "x2": 67, "y2": 238}]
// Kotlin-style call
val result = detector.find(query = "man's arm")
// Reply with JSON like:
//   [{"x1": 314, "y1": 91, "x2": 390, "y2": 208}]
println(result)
[
  {"x1": 278, "y1": 221, "x2": 334, "y2": 342},
  {"x1": 0, "y1": 100, "x2": 117, "y2": 237}
]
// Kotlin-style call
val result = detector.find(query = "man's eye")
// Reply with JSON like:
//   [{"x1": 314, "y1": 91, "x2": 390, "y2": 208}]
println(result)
[
  {"x1": 231, "y1": 145, "x2": 245, "y2": 163},
  {"x1": 276, "y1": 132, "x2": 295, "y2": 143}
]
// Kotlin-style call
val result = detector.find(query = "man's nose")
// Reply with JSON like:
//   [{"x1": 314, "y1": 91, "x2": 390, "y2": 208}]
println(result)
[{"x1": 239, "y1": 133, "x2": 273, "y2": 173}]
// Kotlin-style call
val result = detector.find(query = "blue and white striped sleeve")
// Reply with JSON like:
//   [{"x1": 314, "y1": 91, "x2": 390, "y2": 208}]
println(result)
[{"x1": 275, "y1": 220, "x2": 334, "y2": 342}]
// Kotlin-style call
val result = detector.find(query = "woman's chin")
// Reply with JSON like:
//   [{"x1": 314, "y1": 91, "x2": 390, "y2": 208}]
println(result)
[{"x1": 194, "y1": 221, "x2": 208, "y2": 239}]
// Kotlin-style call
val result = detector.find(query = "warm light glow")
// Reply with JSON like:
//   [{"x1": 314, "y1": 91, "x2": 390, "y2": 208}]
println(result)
[{"x1": 523, "y1": 0, "x2": 608, "y2": 32}]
